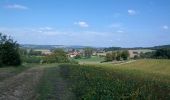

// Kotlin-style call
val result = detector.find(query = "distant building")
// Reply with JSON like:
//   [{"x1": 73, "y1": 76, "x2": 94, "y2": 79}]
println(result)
[{"x1": 68, "y1": 51, "x2": 81, "y2": 58}]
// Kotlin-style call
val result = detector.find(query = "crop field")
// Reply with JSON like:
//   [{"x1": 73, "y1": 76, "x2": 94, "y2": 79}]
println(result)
[
  {"x1": 59, "y1": 59, "x2": 170, "y2": 100},
  {"x1": 75, "y1": 56, "x2": 104, "y2": 64},
  {"x1": 1, "y1": 59, "x2": 170, "y2": 99}
]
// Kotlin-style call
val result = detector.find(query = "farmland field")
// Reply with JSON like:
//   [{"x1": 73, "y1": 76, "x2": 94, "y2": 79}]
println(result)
[
  {"x1": 74, "y1": 56, "x2": 105, "y2": 64},
  {"x1": 59, "y1": 59, "x2": 170, "y2": 99},
  {"x1": 0, "y1": 59, "x2": 170, "y2": 99}
]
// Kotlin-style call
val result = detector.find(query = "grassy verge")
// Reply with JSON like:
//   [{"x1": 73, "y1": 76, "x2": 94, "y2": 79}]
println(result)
[
  {"x1": 0, "y1": 64, "x2": 33, "y2": 81},
  {"x1": 74, "y1": 56, "x2": 104, "y2": 64},
  {"x1": 37, "y1": 64, "x2": 75, "y2": 100},
  {"x1": 59, "y1": 61, "x2": 170, "y2": 100}
]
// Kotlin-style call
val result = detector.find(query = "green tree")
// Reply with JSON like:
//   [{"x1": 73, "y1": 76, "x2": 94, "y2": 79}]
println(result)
[
  {"x1": 29, "y1": 49, "x2": 42, "y2": 56},
  {"x1": 84, "y1": 48, "x2": 93, "y2": 58},
  {"x1": 116, "y1": 51, "x2": 121, "y2": 61},
  {"x1": 121, "y1": 50, "x2": 129, "y2": 60},
  {"x1": 43, "y1": 49, "x2": 69, "y2": 63},
  {"x1": 112, "y1": 51, "x2": 116, "y2": 60},
  {"x1": 0, "y1": 33, "x2": 21, "y2": 66},
  {"x1": 154, "y1": 49, "x2": 170, "y2": 59},
  {"x1": 105, "y1": 53, "x2": 112, "y2": 61},
  {"x1": 74, "y1": 55, "x2": 81, "y2": 59}
]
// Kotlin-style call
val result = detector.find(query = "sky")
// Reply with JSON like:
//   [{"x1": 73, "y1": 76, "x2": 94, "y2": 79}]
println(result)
[{"x1": 0, "y1": 0, "x2": 170, "y2": 47}]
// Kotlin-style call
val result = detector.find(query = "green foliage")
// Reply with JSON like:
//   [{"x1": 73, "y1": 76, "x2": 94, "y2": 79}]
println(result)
[
  {"x1": 105, "y1": 50, "x2": 129, "y2": 62},
  {"x1": 19, "y1": 48, "x2": 28, "y2": 56},
  {"x1": 111, "y1": 52, "x2": 116, "y2": 60},
  {"x1": 59, "y1": 63, "x2": 170, "y2": 100},
  {"x1": 104, "y1": 47, "x2": 121, "y2": 52},
  {"x1": 69, "y1": 59, "x2": 79, "y2": 64},
  {"x1": 116, "y1": 51, "x2": 121, "y2": 61},
  {"x1": 22, "y1": 56, "x2": 42, "y2": 63},
  {"x1": 75, "y1": 56, "x2": 105, "y2": 64},
  {"x1": 139, "y1": 49, "x2": 170, "y2": 59},
  {"x1": 134, "y1": 55, "x2": 139, "y2": 59},
  {"x1": 43, "y1": 49, "x2": 69, "y2": 63},
  {"x1": 105, "y1": 53, "x2": 112, "y2": 61},
  {"x1": 140, "y1": 52, "x2": 155, "y2": 58},
  {"x1": 154, "y1": 49, "x2": 170, "y2": 59},
  {"x1": 74, "y1": 55, "x2": 81, "y2": 59},
  {"x1": 29, "y1": 49, "x2": 42, "y2": 56},
  {"x1": 0, "y1": 33, "x2": 21, "y2": 67},
  {"x1": 121, "y1": 50, "x2": 130, "y2": 60},
  {"x1": 84, "y1": 48, "x2": 93, "y2": 58}
]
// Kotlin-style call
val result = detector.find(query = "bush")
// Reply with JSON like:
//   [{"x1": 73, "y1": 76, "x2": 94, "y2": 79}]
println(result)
[
  {"x1": 0, "y1": 33, "x2": 21, "y2": 66},
  {"x1": 105, "y1": 50, "x2": 130, "y2": 62},
  {"x1": 105, "y1": 53, "x2": 112, "y2": 61},
  {"x1": 43, "y1": 49, "x2": 69, "y2": 63},
  {"x1": 74, "y1": 55, "x2": 82, "y2": 59},
  {"x1": 22, "y1": 56, "x2": 42, "y2": 63},
  {"x1": 154, "y1": 49, "x2": 170, "y2": 59},
  {"x1": 69, "y1": 59, "x2": 79, "y2": 64}
]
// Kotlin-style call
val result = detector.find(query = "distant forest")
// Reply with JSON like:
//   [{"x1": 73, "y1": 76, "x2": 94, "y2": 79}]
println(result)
[{"x1": 104, "y1": 45, "x2": 170, "y2": 51}]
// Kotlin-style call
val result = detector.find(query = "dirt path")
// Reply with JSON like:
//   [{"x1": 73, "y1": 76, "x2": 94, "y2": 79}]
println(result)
[
  {"x1": 0, "y1": 67, "x2": 44, "y2": 100},
  {"x1": 0, "y1": 65, "x2": 75, "y2": 100}
]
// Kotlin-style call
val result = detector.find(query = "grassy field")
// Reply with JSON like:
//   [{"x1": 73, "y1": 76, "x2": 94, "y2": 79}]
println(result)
[
  {"x1": 74, "y1": 56, "x2": 105, "y2": 64},
  {"x1": 59, "y1": 59, "x2": 170, "y2": 100},
  {"x1": 2, "y1": 59, "x2": 169, "y2": 99}
]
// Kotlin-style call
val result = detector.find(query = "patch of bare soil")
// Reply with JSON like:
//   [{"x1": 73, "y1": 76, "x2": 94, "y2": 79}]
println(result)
[{"x1": 0, "y1": 67, "x2": 44, "y2": 100}]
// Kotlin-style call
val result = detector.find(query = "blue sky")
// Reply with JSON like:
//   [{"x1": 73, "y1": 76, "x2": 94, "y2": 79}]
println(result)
[{"x1": 0, "y1": 0, "x2": 170, "y2": 47}]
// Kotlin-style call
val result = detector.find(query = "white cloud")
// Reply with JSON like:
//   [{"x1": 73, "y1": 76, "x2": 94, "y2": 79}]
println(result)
[
  {"x1": 5, "y1": 4, "x2": 28, "y2": 10},
  {"x1": 128, "y1": 9, "x2": 136, "y2": 15},
  {"x1": 117, "y1": 30, "x2": 124, "y2": 33},
  {"x1": 35, "y1": 27, "x2": 65, "y2": 36},
  {"x1": 39, "y1": 27, "x2": 53, "y2": 31},
  {"x1": 74, "y1": 21, "x2": 89, "y2": 28},
  {"x1": 163, "y1": 25, "x2": 168, "y2": 30}
]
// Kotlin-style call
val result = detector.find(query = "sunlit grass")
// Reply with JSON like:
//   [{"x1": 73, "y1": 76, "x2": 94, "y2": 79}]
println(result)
[{"x1": 59, "y1": 59, "x2": 170, "y2": 99}]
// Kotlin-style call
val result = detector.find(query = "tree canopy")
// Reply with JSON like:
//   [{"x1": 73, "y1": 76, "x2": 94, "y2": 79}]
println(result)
[{"x1": 0, "y1": 33, "x2": 21, "y2": 67}]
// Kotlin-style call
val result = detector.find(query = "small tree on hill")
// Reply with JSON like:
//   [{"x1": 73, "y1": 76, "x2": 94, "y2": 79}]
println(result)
[{"x1": 121, "y1": 50, "x2": 129, "y2": 60}]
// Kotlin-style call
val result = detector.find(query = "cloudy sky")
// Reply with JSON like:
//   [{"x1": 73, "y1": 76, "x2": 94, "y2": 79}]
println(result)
[{"x1": 0, "y1": 0, "x2": 170, "y2": 47}]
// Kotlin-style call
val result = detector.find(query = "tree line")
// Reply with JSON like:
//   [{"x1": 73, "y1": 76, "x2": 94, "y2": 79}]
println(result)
[
  {"x1": 105, "y1": 50, "x2": 129, "y2": 62},
  {"x1": 140, "y1": 49, "x2": 170, "y2": 59},
  {"x1": 0, "y1": 33, "x2": 78, "y2": 67}
]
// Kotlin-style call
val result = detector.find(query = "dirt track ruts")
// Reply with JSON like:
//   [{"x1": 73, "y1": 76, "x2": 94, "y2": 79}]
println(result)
[{"x1": 0, "y1": 67, "x2": 44, "y2": 100}]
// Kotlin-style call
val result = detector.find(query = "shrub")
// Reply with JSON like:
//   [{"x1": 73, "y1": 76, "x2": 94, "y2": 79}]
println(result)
[
  {"x1": 0, "y1": 33, "x2": 21, "y2": 66},
  {"x1": 43, "y1": 49, "x2": 69, "y2": 63},
  {"x1": 22, "y1": 56, "x2": 42, "y2": 63}
]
